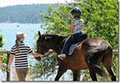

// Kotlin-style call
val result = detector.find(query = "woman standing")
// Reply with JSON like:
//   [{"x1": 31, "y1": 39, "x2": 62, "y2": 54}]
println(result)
[{"x1": 7, "y1": 32, "x2": 43, "y2": 81}]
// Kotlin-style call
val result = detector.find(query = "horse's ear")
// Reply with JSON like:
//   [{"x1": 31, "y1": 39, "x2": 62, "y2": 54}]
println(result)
[{"x1": 38, "y1": 31, "x2": 41, "y2": 38}]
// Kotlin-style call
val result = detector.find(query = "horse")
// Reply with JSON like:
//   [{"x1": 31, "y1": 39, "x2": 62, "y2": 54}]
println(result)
[{"x1": 35, "y1": 31, "x2": 116, "y2": 81}]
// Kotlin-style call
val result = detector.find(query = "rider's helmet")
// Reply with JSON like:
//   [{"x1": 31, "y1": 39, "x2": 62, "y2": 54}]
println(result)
[{"x1": 71, "y1": 7, "x2": 82, "y2": 15}]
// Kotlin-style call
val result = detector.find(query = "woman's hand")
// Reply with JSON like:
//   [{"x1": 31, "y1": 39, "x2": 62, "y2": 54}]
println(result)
[
  {"x1": 31, "y1": 51, "x2": 44, "y2": 58},
  {"x1": 39, "y1": 54, "x2": 44, "y2": 57},
  {"x1": 34, "y1": 54, "x2": 44, "y2": 61},
  {"x1": 7, "y1": 65, "x2": 10, "y2": 72}
]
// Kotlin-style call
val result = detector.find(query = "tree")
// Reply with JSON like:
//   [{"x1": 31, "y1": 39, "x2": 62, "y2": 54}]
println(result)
[
  {"x1": 41, "y1": 4, "x2": 72, "y2": 35},
  {"x1": 31, "y1": 0, "x2": 118, "y2": 81},
  {"x1": 0, "y1": 34, "x2": 6, "y2": 71}
]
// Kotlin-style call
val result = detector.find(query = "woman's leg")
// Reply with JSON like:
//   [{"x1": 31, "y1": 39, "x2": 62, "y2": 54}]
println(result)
[{"x1": 16, "y1": 68, "x2": 28, "y2": 81}]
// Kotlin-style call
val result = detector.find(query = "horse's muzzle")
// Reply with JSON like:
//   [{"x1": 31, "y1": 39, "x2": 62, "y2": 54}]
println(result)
[
  {"x1": 35, "y1": 50, "x2": 44, "y2": 55},
  {"x1": 34, "y1": 50, "x2": 44, "y2": 61},
  {"x1": 35, "y1": 57, "x2": 41, "y2": 61}
]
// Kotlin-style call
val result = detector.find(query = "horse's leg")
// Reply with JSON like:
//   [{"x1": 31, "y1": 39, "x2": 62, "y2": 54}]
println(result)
[
  {"x1": 103, "y1": 57, "x2": 116, "y2": 81},
  {"x1": 55, "y1": 66, "x2": 67, "y2": 81},
  {"x1": 106, "y1": 67, "x2": 116, "y2": 81},
  {"x1": 85, "y1": 53, "x2": 98, "y2": 81},
  {"x1": 72, "y1": 70, "x2": 80, "y2": 81},
  {"x1": 102, "y1": 47, "x2": 116, "y2": 81},
  {"x1": 85, "y1": 63, "x2": 97, "y2": 81},
  {"x1": 89, "y1": 68, "x2": 97, "y2": 81}
]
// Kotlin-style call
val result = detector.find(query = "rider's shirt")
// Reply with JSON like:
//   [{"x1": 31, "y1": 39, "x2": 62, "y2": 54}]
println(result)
[{"x1": 72, "y1": 18, "x2": 84, "y2": 33}]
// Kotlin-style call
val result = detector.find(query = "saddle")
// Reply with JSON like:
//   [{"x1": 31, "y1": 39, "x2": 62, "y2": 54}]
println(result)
[{"x1": 68, "y1": 33, "x2": 87, "y2": 55}]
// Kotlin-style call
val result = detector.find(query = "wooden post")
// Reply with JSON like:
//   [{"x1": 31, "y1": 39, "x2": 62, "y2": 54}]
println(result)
[
  {"x1": 6, "y1": 53, "x2": 10, "y2": 81},
  {"x1": 113, "y1": 50, "x2": 118, "y2": 55}
]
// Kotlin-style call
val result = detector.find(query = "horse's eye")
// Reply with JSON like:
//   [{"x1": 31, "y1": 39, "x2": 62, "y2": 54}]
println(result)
[{"x1": 39, "y1": 43, "x2": 42, "y2": 46}]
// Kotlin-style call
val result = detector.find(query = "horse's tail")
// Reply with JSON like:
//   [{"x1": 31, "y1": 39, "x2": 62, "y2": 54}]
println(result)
[{"x1": 85, "y1": 40, "x2": 109, "y2": 76}]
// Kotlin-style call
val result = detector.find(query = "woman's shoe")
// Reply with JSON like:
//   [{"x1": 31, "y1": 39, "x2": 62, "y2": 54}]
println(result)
[{"x1": 58, "y1": 54, "x2": 66, "y2": 60}]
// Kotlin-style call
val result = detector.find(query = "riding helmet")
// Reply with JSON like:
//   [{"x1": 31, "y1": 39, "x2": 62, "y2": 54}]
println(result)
[{"x1": 71, "y1": 7, "x2": 82, "y2": 15}]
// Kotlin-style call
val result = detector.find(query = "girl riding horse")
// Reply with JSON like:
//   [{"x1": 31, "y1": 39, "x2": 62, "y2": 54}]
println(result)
[{"x1": 58, "y1": 7, "x2": 87, "y2": 60}]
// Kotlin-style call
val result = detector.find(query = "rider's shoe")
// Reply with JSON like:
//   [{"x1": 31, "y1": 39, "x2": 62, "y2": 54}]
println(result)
[{"x1": 58, "y1": 54, "x2": 66, "y2": 60}]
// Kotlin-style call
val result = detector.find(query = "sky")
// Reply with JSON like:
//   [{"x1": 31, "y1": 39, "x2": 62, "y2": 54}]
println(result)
[{"x1": 0, "y1": 0, "x2": 74, "y2": 7}]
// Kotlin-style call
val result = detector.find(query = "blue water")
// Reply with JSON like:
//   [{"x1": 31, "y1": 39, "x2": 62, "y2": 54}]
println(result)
[{"x1": 0, "y1": 23, "x2": 43, "y2": 50}]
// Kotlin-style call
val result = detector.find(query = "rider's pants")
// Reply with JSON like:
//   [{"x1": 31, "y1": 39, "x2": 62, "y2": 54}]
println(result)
[{"x1": 61, "y1": 32, "x2": 84, "y2": 55}]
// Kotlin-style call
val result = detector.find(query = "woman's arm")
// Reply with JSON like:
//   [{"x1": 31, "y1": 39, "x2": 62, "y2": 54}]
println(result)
[
  {"x1": 30, "y1": 51, "x2": 44, "y2": 57},
  {"x1": 7, "y1": 54, "x2": 14, "y2": 72}
]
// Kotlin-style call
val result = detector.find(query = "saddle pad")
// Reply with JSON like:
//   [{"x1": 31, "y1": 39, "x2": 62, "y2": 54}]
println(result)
[{"x1": 68, "y1": 43, "x2": 79, "y2": 55}]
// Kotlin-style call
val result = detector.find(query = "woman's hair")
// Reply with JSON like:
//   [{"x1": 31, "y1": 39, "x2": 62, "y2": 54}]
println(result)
[
  {"x1": 15, "y1": 32, "x2": 25, "y2": 52},
  {"x1": 15, "y1": 39, "x2": 20, "y2": 52}
]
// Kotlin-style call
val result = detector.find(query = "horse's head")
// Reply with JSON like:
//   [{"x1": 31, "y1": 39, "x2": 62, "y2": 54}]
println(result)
[
  {"x1": 36, "y1": 31, "x2": 51, "y2": 54},
  {"x1": 35, "y1": 31, "x2": 53, "y2": 61},
  {"x1": 36, "y1": 31, "x2": 66, "y2": 56}
]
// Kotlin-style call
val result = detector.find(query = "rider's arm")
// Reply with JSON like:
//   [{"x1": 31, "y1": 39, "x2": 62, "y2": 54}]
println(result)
[
  {"x1": 71, "y1": 22, "x2": 75, "y2": 33},
  {"x1": 81, "y1": 19, "x2": 84, "y2": 29},
  {"x1": 81, "y1": 23, "x2": 84, "y2": 29}
]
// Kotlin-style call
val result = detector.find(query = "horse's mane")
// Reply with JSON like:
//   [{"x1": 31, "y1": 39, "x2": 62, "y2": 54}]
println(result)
[
  {"x1": 42, "y1": 34, "x2": 67, "y2": 38},
  {"x1": 42, "y1": 34, "x2": 67, "y2": 41},
  {"x1": 40, "y1": 34, "x2": 67, "y2": 53},
  {"x1": 41, "y1": 34, "x2": 66, "y2": 45}
]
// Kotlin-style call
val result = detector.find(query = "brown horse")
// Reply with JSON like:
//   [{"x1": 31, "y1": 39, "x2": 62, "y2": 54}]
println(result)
[{"x1": 36, "y1": 31, "x2": 116, "y2": 81}]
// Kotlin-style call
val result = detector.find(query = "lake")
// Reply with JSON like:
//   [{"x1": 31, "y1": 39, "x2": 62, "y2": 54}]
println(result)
[{"x1": 0, "y1": 23, "x2": 43, "y2": 50}]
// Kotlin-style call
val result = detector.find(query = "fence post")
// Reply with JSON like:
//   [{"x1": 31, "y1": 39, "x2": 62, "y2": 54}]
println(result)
[{"x1": 6, "y1": 53, "x2": 10, "y2": 81}]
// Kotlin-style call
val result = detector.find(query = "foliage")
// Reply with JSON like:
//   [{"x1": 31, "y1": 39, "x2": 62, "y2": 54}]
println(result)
[
  {"x1": 0, "y1": 34, "x2": 4, "y2": 60},
  {"x1": 31, "y1": 0, "x2": 118, "y2": 81},
  {"x1": 0, "y1": 34, "x2": 6, "y2": 71},
  {"x1": 41, "y1": 4, "x2": 72, "y2": 35},
  {"x1": 81, "y1": 0, "x2": 118, "y2": 49},
  {"x1": 0, "y1": 54, "x2": 7, "y2": 63},
  {"x1": 29, "y1": 53, "x2": 58, "y2": 80}
]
